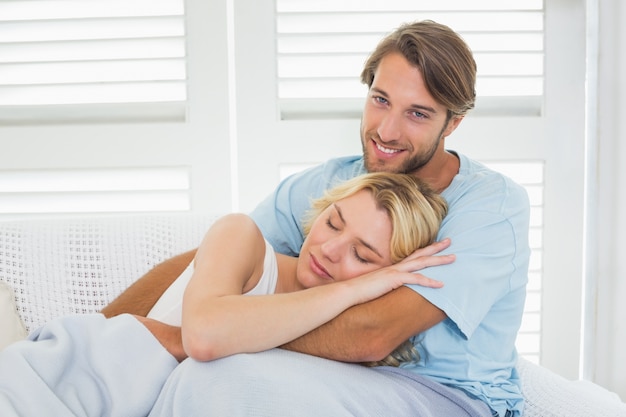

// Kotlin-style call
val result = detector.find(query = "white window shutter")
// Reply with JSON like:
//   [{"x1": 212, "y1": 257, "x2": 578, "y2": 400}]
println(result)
[
  {"x1": 276, "y1": 0, "x2": 544, "y2": 119},
  {"x1": 0, "y1": 0, "x2": 187, "y2": 124},
  {"x1": 0, "y1": 0, "x2": 235, "y2": 220}
]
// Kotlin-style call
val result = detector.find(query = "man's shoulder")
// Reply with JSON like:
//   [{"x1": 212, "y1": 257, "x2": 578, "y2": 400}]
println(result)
[
  {"x1": 446, "y1": 152, "x2": 529, "y2": 211},
  {"x1": 302, "y1": 155, "x2": 365, "y2": 188},
  {"x1": 319, "y1": 155, "x2": 364, "y2": 174}
]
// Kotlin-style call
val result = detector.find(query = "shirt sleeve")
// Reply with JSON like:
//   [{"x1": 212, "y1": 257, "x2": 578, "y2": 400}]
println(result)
[{"x1": 408, "y1": 174, "x2": 531, "y2": 339}]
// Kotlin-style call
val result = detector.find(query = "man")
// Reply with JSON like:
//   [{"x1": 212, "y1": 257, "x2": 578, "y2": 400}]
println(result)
[{"x1": 106, "y1": 20, "x2": 529, "y2": 417}]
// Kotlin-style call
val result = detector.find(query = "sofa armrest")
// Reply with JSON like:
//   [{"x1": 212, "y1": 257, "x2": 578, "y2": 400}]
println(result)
[{"x1": 518, "y1": 356, "x2": 626, "y2": 416}]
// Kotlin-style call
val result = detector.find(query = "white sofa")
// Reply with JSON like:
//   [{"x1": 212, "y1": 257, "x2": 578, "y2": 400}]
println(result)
[{"x1": 1, "y1": 213, "x2": 625, "y2": 417}]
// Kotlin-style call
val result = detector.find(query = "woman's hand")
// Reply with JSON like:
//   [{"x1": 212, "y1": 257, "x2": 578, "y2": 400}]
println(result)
[
  {"x1": 345, "y1": 238, "x2": 454, "y2": 304},
  {"x1": 133, "y1": 315, "x2": 188, "y2": 362},
  {"x1": 397, "y1": 237, "x2": 454, "y2": 277}
]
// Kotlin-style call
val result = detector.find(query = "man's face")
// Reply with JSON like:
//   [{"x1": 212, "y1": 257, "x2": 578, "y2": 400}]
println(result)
[{"x1": 360, "y1": 52, "x2": 462, "y2": 176}]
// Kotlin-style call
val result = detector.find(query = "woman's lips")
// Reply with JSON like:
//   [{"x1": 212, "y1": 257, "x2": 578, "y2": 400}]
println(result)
[{"x1": 309, "y1": 254, "x2": 332, "y2": 280}]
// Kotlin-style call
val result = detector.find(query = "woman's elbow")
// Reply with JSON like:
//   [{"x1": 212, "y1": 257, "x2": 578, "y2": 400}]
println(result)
[{"x1": 182, "y1": 327, "x2": 224, "y2": 362}]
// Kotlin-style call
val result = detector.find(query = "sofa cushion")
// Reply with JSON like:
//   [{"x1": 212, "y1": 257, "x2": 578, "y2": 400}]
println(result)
[{"x1": 0, "y1": 281, "x2": 28, "y2": 350}]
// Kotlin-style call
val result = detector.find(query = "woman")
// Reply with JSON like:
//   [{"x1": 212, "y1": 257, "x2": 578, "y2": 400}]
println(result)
[
  {"x1": 147, "y1": 172, "x2": 451, "y2": 364},
  {"x1": 0, "y1": 172, "x2": 451, "y2": 417}
]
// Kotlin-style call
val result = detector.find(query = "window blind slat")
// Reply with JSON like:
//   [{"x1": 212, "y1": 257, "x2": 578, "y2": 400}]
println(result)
[
  {"x1": 0, "y1": 81, "x2": 186, "y2": 106},
  {"x1": 276, "y1": 12, "x2": 543, "y2": 33},
  {"x1": 276, "y1": 0, "x2": 542, "y2": 13},
  {"x1": 0, "y1": 17, "x2": 184, "y2": 42},
  {"x1": 0, "y1": 102, "x2": 185, "y2": 124},
  {"x1": 278, "y1": 32, "x2": 544, "y2": 54},
  {"x1": 0, "y1": 38, "x2": 185, "y2": 63},
  {"x1": 0, "y1": 0, "x2": 183, "y2": 21},
  {"x1": 0, "y1": 167, "x2": 189, "y2": 192},
  {"x1": 0, "y1": 167, "x2": 191, "y2": 216},
  {"x1": 1, "y1": 191, "x2": 190, "y2": 214},
  {"x1": 0, "y1": 59, "x2": 185, "y2": 85}
]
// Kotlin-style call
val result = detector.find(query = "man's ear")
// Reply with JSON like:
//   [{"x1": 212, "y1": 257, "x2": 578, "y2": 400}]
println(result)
[{"x1": 443, "y1": 116, "x2": 464, "y2": 137}]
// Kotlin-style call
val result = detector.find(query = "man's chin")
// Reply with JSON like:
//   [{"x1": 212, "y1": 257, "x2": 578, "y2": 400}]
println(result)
[{"x1": 364, "y1": 155, "x2": 403, "y2": 174}]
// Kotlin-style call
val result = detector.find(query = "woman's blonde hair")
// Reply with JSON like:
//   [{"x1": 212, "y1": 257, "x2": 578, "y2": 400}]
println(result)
[
  {"x1": 302, "y1": 172, "x2": 447, "y2": 264},
  {"x1": 302, "y1": 172, "x2": 448, "y2": 367}
]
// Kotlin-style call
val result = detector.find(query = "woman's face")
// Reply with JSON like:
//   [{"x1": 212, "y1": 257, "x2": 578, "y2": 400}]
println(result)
[{"x1": 297, "y1": 189, "x2": 393, "y2": 288}]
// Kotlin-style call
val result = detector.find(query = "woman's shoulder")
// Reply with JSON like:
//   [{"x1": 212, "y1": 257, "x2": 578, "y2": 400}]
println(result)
[
  {"x1": 214, "y1": 213, "x2": 263, "y2": 237},
  {"x1": 211, "y1": 213, "x2": 266, "y2": 267}
]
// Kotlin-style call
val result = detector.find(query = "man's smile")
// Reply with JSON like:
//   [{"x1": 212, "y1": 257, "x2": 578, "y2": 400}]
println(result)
[{"x1": 375, "y1": 141, "x2": 403, "y2": 155}]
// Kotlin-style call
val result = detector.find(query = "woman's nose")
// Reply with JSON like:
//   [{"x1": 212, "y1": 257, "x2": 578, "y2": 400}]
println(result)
[{"x1": 321, "y1": 237, "x2": 342, "y2": 263}]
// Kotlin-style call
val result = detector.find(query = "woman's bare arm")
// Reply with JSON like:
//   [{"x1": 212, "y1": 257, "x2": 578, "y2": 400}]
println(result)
[
  {"x1": 182, "y1": 221, "x2": 451, "y2": 362},
  {"x1": 280, "y1": 286, "x2": 446, "y2": 363}
]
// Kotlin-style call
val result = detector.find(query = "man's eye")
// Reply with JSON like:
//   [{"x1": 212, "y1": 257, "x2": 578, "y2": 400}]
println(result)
[{"x1": 374, "y1": 96, "x2": 388, "y2": 105}]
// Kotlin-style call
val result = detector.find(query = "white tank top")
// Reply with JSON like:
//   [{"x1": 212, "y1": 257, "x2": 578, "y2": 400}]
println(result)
[{"x1": 147, "y1": 240, "x2": 278, "y2": 326}]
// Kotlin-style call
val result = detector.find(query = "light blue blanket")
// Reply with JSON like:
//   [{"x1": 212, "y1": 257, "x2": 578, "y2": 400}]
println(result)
[
  {"x1": 149, "y1": 347, "x2": 491, "y2": 417},
  {"x1": 1, "y1": 314, "x2": 491, "y2": 416},
  {"x1": 0, "y1": 314, "x2": 177, "y2": 417}
]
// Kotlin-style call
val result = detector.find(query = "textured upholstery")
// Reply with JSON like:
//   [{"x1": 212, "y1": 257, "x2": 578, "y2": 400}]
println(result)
[
  {"x1": 517, "y1": 356, "x2": 626, "y2": 416},
  {"x1": 0, "y1": 214, "x2": 217, "y2": 332}
]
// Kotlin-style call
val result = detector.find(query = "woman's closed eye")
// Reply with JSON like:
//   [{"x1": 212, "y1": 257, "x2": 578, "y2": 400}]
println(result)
[
  {"x1": 326, "y1": 217, "x2": 339, "y2": 231},
  {"x1": 326, "y1": 216, "x2": 369, "y2": 264},
  {"x1": 352, "y1": 247, "x2": 369, "y2": 264}
]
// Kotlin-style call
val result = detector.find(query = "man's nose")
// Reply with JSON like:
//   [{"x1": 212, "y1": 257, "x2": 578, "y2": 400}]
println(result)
[{"x1": 377, "y1": 112, "x2": 402, "y2": 143}]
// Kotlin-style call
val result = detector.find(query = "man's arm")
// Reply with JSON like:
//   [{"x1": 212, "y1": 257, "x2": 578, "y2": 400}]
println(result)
[
  {"x1": 101, "y1": 249, "x2": 197, "y2": 318},
  {"x1": 281, "y1": 286, "x2": 446, "y2": 362}
]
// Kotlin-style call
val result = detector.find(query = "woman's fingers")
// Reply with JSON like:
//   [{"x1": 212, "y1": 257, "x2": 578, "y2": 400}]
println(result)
[
  {"x1": 353, "y1": 238, "x2": 454, "y2": 300},
  {"x1": 404, "y1": 238, "x2": 451, "y2": 260},
  {"x1": 390, "y1": 238, "x2": 456, "y2": 287},
  {"x1": 401, "y1": 272, "x2": 444, "y2": 288},
  {"x1": 397, "y1": 253, "x2": 455, "y2": 273}
]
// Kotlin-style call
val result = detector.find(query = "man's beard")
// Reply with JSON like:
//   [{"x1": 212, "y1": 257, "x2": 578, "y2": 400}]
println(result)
[{"x1": 362, "y1": 133, "x2": 442, "y2": 175}]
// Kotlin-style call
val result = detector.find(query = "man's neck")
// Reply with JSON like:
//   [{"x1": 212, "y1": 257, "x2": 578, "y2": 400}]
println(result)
[{"x1": 415, "y1": 150, "x2": 460, "y2": 193}]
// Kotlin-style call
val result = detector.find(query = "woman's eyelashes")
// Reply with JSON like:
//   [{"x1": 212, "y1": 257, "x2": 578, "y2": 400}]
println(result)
[{"x1": 352, "y1": 247, "x2": 369, "y2": 264}]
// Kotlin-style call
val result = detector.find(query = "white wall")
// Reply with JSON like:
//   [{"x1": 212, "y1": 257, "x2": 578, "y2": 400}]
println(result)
[{"x1": 593, "y1": 0, "x2": 626, "y2": 401}]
